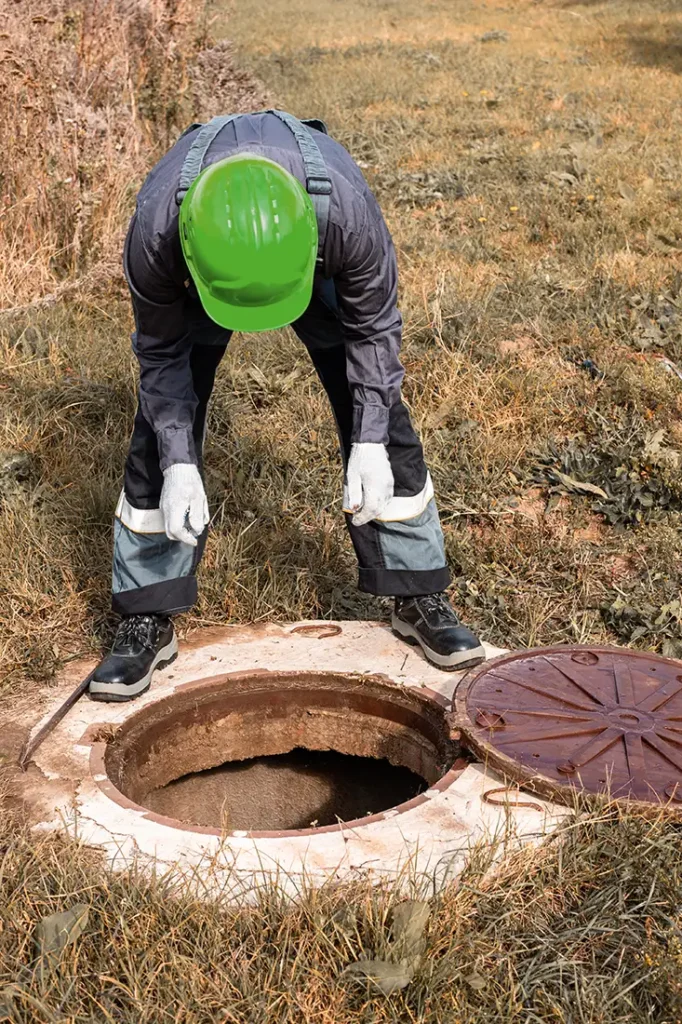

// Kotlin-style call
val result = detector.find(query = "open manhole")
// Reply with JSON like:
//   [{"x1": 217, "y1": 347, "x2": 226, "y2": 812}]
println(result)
[{"x1": 98, "y1": 671, "x2": 463, "y2": 835}]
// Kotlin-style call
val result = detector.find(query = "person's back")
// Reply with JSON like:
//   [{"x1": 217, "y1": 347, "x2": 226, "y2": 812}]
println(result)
[{"x1": 89, "y1": 109, "x2": 486, "y2": 703}]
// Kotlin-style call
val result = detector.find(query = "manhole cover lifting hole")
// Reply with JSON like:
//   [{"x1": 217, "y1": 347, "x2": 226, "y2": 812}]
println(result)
[
  {"x1": 454, "y1": 645, "x2": 682, "y2": 814},
  {"x1": 290, "y1": 624, "x2": 343, "y2": 639}
]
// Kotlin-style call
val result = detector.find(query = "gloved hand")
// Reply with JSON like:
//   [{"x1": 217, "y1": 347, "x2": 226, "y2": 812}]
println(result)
[
  {"x1": 160, "y1": 463, "x2": 209, "y2": 547},
  {"x1": 346, "y1": 442, "x2": 394, "y2": 526}
]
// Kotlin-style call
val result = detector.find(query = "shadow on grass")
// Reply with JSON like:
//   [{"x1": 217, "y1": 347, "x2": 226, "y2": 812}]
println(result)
[
  {"x1": 559, "y1": 3, "x2": 682, "y2": 75},
  {"x1": 559, "y1": 0, "x2": 682, "y2": 10},
  {"x1": 621, "y1": 27, "x2": 682, "y2": 73}
]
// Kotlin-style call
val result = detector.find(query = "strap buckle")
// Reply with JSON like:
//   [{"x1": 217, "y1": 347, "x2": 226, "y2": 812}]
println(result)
[{"x1": 306, "y1": 175, "x2": 332, "y2": 196}]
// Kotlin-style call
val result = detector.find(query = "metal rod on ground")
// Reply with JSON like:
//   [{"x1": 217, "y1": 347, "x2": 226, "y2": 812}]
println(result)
[{"x1": 18, "y1": 669, "x2": 96, "y2": 772}]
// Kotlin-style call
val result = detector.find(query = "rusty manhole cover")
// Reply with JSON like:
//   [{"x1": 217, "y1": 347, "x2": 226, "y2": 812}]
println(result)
[{"x1": 455, "y1": 646, "x2": 682, "y2": 812}]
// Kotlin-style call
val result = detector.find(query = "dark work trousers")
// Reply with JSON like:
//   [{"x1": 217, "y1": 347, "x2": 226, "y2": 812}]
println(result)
[{"x1": 112, "y1": 280, "x2": 451, "y2": 616}]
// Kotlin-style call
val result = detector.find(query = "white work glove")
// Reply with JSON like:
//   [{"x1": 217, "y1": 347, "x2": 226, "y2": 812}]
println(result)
[
  {"x1": 346, "y1": 442, "x2": 394, "y2": 526},
  {"x1": 160, "y1": 463, "x2": 209, "y2": 547}
]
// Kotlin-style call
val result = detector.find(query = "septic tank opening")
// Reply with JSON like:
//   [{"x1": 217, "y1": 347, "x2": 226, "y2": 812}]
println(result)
[
  {"x1": 143, "y1": 748, "x2": 428, "y2": 830},
  {"x1": 102, "y1": 670, "x2": 460, "y2": 835}
]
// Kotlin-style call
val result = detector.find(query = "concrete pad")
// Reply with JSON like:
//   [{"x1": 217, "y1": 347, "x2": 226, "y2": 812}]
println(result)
[{"x1": 12, "y1": 621, "x2": 570, "y2": 897}]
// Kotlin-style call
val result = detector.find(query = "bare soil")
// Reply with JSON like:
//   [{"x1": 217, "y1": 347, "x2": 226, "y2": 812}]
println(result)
[{"x1": 142, "y1": 748, "x2": 426, "y2": 830}]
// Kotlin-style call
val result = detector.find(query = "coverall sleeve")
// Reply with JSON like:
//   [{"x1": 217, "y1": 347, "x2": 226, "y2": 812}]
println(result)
[
  {"x1": 333, "y1": 192, "x2": 405, "y2": 446},
  {"x1": 123, "y1": 215, "x2": 199, "y2": 472}
]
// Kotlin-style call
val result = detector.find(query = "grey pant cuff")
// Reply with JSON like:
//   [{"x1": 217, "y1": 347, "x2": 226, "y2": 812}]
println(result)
[
  {"x1": 111, "y1": 576, "x2": 197, "y2": 617},
  {"x1": 358, "y1": 566, "x2": 451, "y2": 597}
]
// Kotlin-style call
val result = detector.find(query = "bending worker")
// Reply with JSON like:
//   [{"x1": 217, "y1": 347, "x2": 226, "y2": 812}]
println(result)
[{"x1": 90, "y1": 109, "x2": 486, "y2": 702}]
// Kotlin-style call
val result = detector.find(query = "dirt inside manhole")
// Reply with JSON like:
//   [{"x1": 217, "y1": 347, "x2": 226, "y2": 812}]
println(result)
[
  {"x1": 103, "y1": 671, "x2": 461, "y2": 834},
  {"x1": 143, "y1": 748, "x2": 427, "y2": 830}
]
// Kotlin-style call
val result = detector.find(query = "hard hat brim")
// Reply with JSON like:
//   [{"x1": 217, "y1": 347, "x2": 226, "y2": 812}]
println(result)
[{"x1": 194, "y1": 271, "x2": 315, "y2": 333}]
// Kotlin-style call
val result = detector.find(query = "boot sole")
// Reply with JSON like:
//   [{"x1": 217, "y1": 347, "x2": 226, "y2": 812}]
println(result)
[
  {"x1": 88, "y1": 636, "x2": 179, "y2": 703},
  {"x1": 392, "y1": 615, "x2": 486, "y2": 672}
]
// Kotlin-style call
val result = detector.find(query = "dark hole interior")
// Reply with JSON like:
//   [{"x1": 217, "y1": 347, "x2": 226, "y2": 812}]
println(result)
[{"x1": 141, "y1": 747, "x2": 428, "y2": 831}]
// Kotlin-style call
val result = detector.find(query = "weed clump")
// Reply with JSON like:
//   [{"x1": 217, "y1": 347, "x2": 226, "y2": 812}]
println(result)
[{"x1": 0, "y1": 0, "x2": 210, "y2": 307}]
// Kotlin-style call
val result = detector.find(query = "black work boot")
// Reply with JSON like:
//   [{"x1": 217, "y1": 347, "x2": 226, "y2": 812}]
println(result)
[
  {"x1": 89, "y1": 614, "x2": 177, "y2": 703},
  {"x1": 392, "y1": 594, "x2": 486, "y2": 671}
]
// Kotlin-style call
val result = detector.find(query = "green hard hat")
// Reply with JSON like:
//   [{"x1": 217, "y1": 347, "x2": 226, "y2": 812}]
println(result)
[{"x1": 179, "y1": 153, "x2": 318, "y2": 332}]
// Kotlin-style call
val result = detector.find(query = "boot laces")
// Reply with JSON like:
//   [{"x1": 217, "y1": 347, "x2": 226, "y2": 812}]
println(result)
[
  {"x1": 418, "y1": 593, "x2": 460, "y2": 623},
  {"x1": 115, "y1": 615, "x2": 158, "y2": 652}
]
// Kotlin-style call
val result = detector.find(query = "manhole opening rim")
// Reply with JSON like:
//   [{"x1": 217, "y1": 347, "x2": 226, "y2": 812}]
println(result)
[{"x1": 87, "y1": 669, "x2": 468, "y2": 840}]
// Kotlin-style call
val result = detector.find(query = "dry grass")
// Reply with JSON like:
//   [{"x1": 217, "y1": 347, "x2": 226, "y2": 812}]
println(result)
[
  {"x1": 0, "y1": 0, "x2": 271, "y2": 684},
  {"x1": 0, "y1": 0, "x2": 270, "y2": 312},
  {"x1": 3, "y1": 0, "x2": 682, "y2": 685},
  {"x1": 1, "y1": 804, "x2": 682, "y2": 1022},
  {"x1": 2, "y1": 2, "x2": 682, "y2": 1019},
  {"x1": 219, "y1": 0, "x2": 682, "y2": 654},
  {"x1": 0, "y1": 0, "x2": 210, "y2": 309}
]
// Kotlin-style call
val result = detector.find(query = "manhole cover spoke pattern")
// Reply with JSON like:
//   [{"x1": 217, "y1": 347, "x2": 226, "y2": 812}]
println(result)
[{"x1": 455, "y1": 646, "x2": 682, "y2": 811}]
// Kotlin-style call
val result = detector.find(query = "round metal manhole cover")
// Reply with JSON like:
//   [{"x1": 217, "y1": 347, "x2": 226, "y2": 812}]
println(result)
[{"x1": 455, "y1": 646, "x2": 682, "y2": 813}]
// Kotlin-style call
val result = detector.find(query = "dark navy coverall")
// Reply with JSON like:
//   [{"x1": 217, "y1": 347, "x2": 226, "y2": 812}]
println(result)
[{"x1": 113, "y1": 111, "x2": 451, "y2": 616}]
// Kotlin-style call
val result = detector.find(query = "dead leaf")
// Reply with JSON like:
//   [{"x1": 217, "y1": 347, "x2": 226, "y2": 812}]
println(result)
[
  {"x1": 424, "y1": 394, "x2": 459, "y2": 429},
  {"x1": 644, "y1": 429, "x2": 666, "y2": 458},
  {"x1": 466, "y1": 971, "x2": 487, "y2": 991},
  {"x1": 391, "y1": 901, "x2": 430, "y2": 959},
  {"x1": 662, "y1": 639, "x2": 682, "y2": 661},
  {"x1": 552, "y1": 470, "x2": 608, "y2": 500},
  {"x1": 331, "y1": 906, "x2": 358, "y2": 937},
  {"x1": 246, "y1": 366, "x2": 268, "y2": 388},
  {"x1": 343, "y1": 959, "x2": 415, "y2": 994},
  {"x1": 479, "y1": 29, "x2": 509, "y2": 43},
  {"x1": 35, "y1": 904, "x2": 89, "y2": 970},
  {"x1": 0, "y1": 986, "x2": 19, "y2": 1016},
  {"x1": 618, "y1": 181, "x2": 637, "y2": 202},
  {"x1": 647, "y1": 229, "x2": 682, "y2": 254},
  {"x1": 657, "y1": 356, "x2": 682, "y2": 381},
  {"x1": 642, "y1": 429, "x2": 680, "y2": 469},
  {"x1": 341, "y1": 902, "x2": 431, "y2": 996},
  {"x1": 658, "y1": 233, "x2": 682, "y2": 251},
  {"x1": 545, "y1": 493, "x2": 564, "y2": 514},
  {"x1": 636, "y1": 309, "x2": 664, "y2": 346},
  {"x1": 549, "y1": 171, "x2": 579, "y2": 187},
  {"x1": 570, "y1": 156, "x2": 587, "y2": 179}
]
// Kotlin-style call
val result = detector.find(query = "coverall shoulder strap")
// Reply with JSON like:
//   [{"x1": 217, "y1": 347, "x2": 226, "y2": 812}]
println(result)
[
  {"x1": 176, "y1": 121, "x2": 204, "y2": 141},
  {"x1": 175, "y1": 109, "x2": 332, "y2": 268},
  {"x1": 265, "y1": 109, "x2": 332, "y2": 267},
  {"x1": 175, "y1": 114, "x2": 242, "y2": 205}
]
